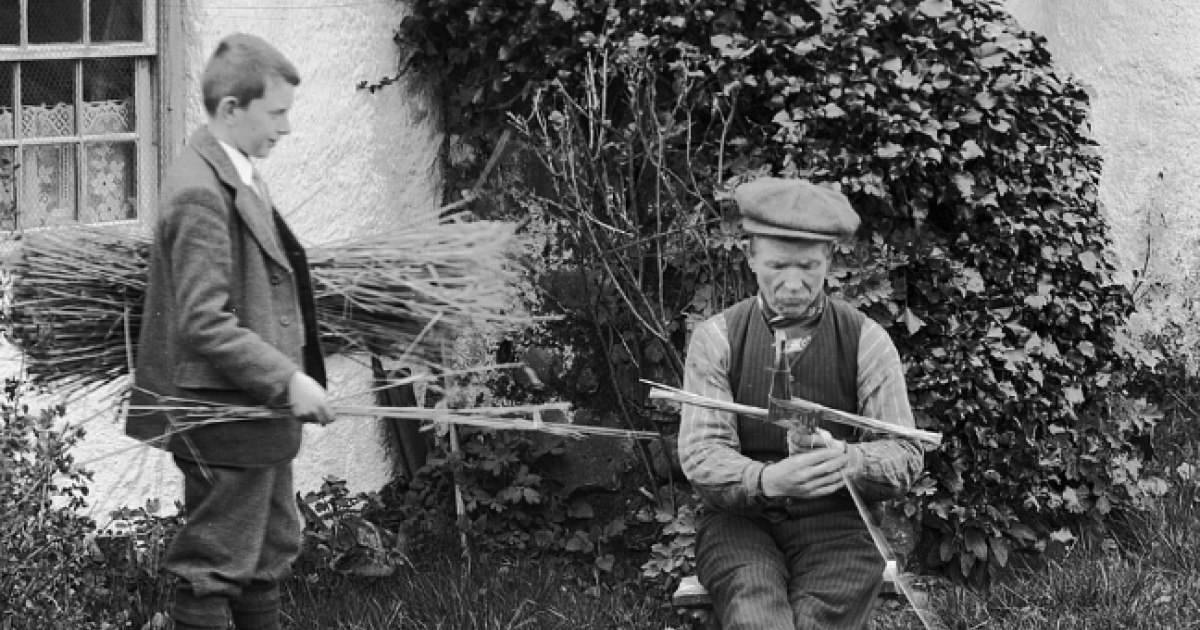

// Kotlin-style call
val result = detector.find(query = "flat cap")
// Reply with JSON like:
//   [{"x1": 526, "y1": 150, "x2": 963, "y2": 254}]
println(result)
[{"x1": 734, "y1": 178, "x2": 860, "y2": 241}]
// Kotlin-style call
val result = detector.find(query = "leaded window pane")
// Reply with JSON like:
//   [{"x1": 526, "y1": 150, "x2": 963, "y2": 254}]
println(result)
[{"x1": 29, "y1": 0, "x2": 84, "y2": 45}]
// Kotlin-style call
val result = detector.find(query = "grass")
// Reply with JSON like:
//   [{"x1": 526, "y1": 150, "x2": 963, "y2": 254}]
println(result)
[
  {"x1": 868, "y1": 410, "x2": 1200, "y2": 630},
  {"x1": 282, "y1": 551, "x2": 684, "y2": 630},
  {"x1": 278, "y1": 413, "x2": 1200, "y2": 630}
]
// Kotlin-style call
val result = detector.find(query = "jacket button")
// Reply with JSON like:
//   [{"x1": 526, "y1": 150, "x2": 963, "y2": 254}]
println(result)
[
  {"x1": 270, "y1": 274, "x2": 281, "y2": 285},
  {"x1": 280, "y1": 316, "x2": 291, "y2": 326}
]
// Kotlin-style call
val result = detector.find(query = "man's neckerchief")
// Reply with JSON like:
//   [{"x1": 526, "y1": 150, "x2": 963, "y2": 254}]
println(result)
[{"x1": 760, "y1": 290, "x2": 827, "y2": 334}]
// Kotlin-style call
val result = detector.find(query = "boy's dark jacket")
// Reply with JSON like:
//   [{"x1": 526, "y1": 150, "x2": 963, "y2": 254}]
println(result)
[{"x1": 126, "y1": 126, "x2": 326, "y2": 467}]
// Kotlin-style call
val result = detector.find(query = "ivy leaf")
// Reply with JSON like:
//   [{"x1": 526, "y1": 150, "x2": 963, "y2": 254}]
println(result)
[
  {"x1": 1049, "y1": 528, "x2": 1076, "y2": 544},
  {"x1": 711, "y1": 34, "x2": 752, "y2": 59},
  {"x1": 990, "y1": 536, "x2": 1010, "y2": 567},
  {"x1": 897, "y1": 70, "x2": 922, "y2": 90},
  {"x1": 565, "y1": 534, "x2": 589, "y2": 552},
  {"x1": 824, "y1": 103, "x2": 846, "y2": 118},
  {"x1": 902, "y1": 307, "x2": 925, "y2": 335},
  {"x1": 1008, "y1": 523, "x2": 1037, "y2": 543},
  {"x1": 568, "y1": 500, "x2": 594, "y2": 519},
  {"x1": 1064, "y1": 387, "x2": 1085, "y2": 407},
  {"x1": 626, "y1": 32, "x2": 650, "y2": 51},
  {"x1": 961, "y1": 139, "x2": 985, "y2": 160},
  {"x1": 1078, "y1": 250, "x2": 1099, "y2": 272},
  {"x1": 602, "y1": 518, "x2": 627, "y2": 538},
  {"x1": 877, "y1": 143, "x2": 905, "y2": 158},
  {"x1": 917, "y1": 0, "x2": 952, "y2": 18},
  {"x1": 1062, "y1": 486, "x2": 1082, "y2": 512},
  {"x1": 953, "y1": 173, "x2": 975, "y2": 198},
  {"x1": 979, "y1": 53, "x2": 1008, "y2": 69},
  {"x1": 550, "y1": 0, "x2": 577, "y2": 21},
  {"x1": 964, "y1": 528, "x2": 988, "y2": 560}
]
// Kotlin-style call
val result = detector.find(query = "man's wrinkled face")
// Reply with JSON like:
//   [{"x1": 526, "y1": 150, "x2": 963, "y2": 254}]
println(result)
[
  {"x1": 224, "y1": 75, "x2": 294, "y2": 159},
  {"x1": 747, "y1": 236, "x2": 831, "y2": 318}
]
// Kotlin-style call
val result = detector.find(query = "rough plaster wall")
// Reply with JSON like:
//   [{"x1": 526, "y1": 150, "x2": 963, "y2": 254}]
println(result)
[
  {"x1": 59, "y1": 0, "x2": 443, "y2": 518},
  {"x1": 1005, "y1": 0, "x2": 1200, "y2": 362}
]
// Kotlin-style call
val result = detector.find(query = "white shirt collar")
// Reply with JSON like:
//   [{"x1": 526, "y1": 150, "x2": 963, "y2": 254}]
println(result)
[{"x1": 217, "y1": 140, "x2": 257, "y2": 190}]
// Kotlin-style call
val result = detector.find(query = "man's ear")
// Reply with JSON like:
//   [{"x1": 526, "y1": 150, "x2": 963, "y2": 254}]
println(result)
[{"x1": 214, "y1": 96, "x2": 241, "y2": 122}]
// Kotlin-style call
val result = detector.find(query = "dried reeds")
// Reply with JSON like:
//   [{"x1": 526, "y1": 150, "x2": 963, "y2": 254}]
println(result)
[
  {"x1": 643, "y1": 380, "x2": 943, "y2": 445},
  {"x1": 78, "y1": 397, "x2": 657, "y2": 467},
  {"x1": 3, "y1": 214, "x2": 527, "y2": 395}
]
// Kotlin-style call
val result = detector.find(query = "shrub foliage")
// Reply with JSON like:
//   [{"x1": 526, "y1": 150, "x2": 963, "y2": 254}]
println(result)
[
  {"x1": 395, "y1": 0, "x2": 1158, "y2": 578},
  {"x1": 1, "y1": 383, "x2": 100, "y2": 626}
]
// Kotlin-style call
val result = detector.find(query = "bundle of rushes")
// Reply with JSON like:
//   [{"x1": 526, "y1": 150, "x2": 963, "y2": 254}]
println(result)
[{"x1": 4, "y1": 215, "x2": 523, "y2": 395}]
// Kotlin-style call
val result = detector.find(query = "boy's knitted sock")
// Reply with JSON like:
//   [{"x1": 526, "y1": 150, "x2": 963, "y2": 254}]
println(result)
[
  {"x1": 231, "y1": 581, "x2": 281, "y2": 630},
  {"x1": 172, "y1": 585, "x2": 230, "y2": 630}
]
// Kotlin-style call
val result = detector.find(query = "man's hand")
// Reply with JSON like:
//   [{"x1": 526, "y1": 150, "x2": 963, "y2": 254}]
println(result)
[
  {"x1": 288, "y1": 372, "x2": 333, "y2": 425},
  {"x1": 760, "y1": 447, "x2": 850, "y2": 499}
]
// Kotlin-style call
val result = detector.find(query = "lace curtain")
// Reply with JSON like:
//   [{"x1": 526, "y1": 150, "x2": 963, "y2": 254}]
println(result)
[
  {"x1": 0, "y1": 100, "x2": 135, "y2": 228},
  {"x1": 1, "y1": 0, "x2": 142, "y2": 228}
]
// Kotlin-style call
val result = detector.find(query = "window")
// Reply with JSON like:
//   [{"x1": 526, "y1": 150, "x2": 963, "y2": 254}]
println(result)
[{"x1": 0, "y1": 0, "x2": 157, "y2": 231}]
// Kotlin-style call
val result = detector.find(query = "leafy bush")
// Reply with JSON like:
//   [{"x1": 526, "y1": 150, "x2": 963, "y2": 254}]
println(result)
[
  {"x1": 297, "y1": 476, "x2": 408, "y2": 577},
  {"x1": 640, "y1": 503, "x2": 697, "y2": 586},
  {"x1": 396, "y1": 0, "x2": 1158, "y2": 580},
  {"x1": 0, "y1": 381, "x2": 103, "y2": 627},
  {"x1": 93, "y1": 501, "x2": 182, "y2": 626},
  {"x1": 393, "y1": 427, "x2": 619, "y2": 565}
]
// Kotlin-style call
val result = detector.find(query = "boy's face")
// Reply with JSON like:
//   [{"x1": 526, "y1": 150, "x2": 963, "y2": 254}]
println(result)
[{"x1": 226, "y1": 75, "x2": 294, "y2": 159}]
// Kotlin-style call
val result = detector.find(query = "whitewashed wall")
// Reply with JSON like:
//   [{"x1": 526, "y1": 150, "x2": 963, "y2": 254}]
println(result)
[
  {"x1": 1006, "y1": 0, "x2": 1200, "y2": 364},
  {"x1": 54, "y1": 0, "x2": 443, "y2": 522}
]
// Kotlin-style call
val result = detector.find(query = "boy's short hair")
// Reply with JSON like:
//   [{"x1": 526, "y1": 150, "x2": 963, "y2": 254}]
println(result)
[{"x1": 201, "y1": 33, "x2": 300, "y2": 116}]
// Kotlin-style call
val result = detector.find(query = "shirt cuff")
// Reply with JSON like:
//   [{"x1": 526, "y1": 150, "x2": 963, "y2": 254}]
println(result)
[
  {"x1": 744, "y1": 460, "x2": 769, "y2": 503},
  {"x1": 845, "y1": 443, "x2": 866, "y2": 484}
]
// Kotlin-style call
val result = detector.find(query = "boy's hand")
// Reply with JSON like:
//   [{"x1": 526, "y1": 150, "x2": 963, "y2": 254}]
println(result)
[{"x1": 288, "y1": 372, "x2": 333, "y2": 425}]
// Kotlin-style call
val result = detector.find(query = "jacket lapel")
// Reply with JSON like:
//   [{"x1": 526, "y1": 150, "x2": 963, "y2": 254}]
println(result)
[{"x1": 187, "y1": 127, "x2": 291, "y2": 271}]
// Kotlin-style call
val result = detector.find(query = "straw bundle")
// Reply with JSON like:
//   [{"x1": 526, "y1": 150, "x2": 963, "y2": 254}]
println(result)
[
  {"x1": 307, "y1": 214, "x2": 525, "y2": 358},
  {"x1": 4, "y1": 228, "x2": 150, "y2": 393},
  {"x1": 4, "y1": 215, "x2": 525, "y2": 395}
]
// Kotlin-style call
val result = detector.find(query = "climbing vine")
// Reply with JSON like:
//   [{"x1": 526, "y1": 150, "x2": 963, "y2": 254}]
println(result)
[{"x1": 393, "y1": 0, "x2": 1160, "y2": 580}]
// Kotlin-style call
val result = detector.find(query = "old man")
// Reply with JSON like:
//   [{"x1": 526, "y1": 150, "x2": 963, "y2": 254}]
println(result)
[{"x1": 678, "y1": 178, "x2": 923, "y2": 630}]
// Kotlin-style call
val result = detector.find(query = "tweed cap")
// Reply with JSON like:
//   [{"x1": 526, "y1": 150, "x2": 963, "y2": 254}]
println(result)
[{"x1": 734, "y1": 178, "x2": 860, "y2": 241}]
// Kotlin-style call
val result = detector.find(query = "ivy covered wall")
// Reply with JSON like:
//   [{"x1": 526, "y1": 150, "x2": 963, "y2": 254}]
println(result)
[{"x1": 1007, "y1": 0, "x2": 1200, "y2": 366}]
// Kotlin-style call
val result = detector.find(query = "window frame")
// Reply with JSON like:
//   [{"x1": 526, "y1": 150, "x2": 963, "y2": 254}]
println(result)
[{"x1": 0, "y1": 0, "x2": 160, "y2": 231}]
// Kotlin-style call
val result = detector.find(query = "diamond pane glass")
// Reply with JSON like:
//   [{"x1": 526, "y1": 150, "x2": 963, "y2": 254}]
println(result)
[
  {"x1": 83, "y1": 58, "x2": 134, "y2": 134},
  {"x1": 21, "y1": 144, "x2": 77, "y2": 229},
  {"x1": 21, "y1": 60, "x2": 76, "y2": 138},
  {"x1": 0, "y1": 63, "x2": 12, "y2": 139},
  {"x1": 29, "y1": 0, "x2": 83, "y2": 44},
  {"x1": 0, "y1": 148, "x2": 14, "y2": 231},
  {"x1": 83, "y1": 142, "x2": 135, "y2": 222},
  {"x1": 91, "y1": 0, "x2": 143, "y2": 43},
  {"x1": 0, "y1": 0, "x2": 19, "y2": 46}
]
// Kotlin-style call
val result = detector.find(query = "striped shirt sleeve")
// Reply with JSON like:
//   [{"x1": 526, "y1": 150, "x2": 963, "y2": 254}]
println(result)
[
  {"x1": 677, "y1": 314, "x2": 768, "y2": 512},
  {"x1": 850, "y1": 318, "x2": 925, "y2": 501}
]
